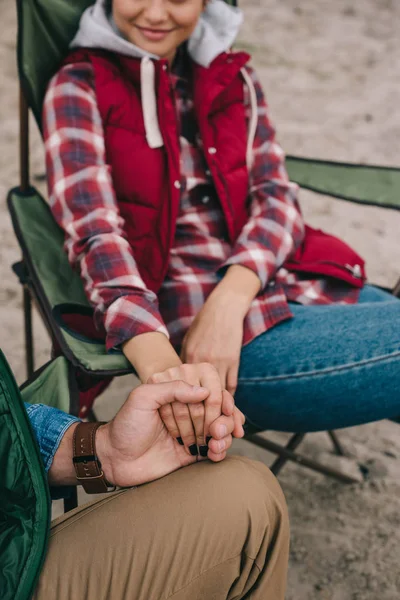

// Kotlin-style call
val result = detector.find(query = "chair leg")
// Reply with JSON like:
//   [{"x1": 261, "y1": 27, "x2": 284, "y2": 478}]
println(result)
[
  {"x1": 270, "y1": 433, "x2": 306, "y2": 475},
  {"x1": 23, "y1": 285, "x2": 34, "y2": 378},
  {"x1": 328, "y1": 430, "x2": 346, "y2": 456},
  {"x1": 63, "y1": 487, "x2": 78, "y2": 513},
  {"x1": 245, "y1": 433, "x2": 360, "y2": 483}
]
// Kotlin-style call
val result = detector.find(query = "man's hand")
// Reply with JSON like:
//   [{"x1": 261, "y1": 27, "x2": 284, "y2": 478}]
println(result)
[
  {"x1": 98, "y1": 382, "x2": 243, "y2": 486},
  {"x1": 49, "y1": 382, "x2": 242, "y2": 489},
  {"x1": 148, "y1": 363, "x2": 245, "y2": 455}
]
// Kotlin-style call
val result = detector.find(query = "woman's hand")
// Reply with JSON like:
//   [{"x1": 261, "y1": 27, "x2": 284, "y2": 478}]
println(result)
[
  {"x1": 181, "y1": 291, "x2": 246, "y2": 397},
  {"x1": 147, "y1": 363, "x2": 245, "y2": 456},
  {"x1": 181, "y1": 265, "x2": 261, "y2": 395}
]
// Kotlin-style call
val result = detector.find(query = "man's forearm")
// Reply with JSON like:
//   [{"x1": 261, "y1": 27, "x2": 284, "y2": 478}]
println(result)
[{"x1": 123, "y1": 331, "x2": 182, "y2": 382}]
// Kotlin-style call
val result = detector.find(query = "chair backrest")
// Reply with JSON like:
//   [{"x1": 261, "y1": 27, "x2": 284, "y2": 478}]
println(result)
[
  {"x1": 17, "y1": 0, "x2": 236, "y2": 128},
  {"x1": 17, "y1": 0, "x2": 96, "y2": 127}
]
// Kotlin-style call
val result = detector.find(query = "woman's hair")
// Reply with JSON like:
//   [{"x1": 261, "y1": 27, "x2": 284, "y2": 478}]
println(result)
[{"x1": 105, "y1": 0, "x2": 112, "y2": 14}]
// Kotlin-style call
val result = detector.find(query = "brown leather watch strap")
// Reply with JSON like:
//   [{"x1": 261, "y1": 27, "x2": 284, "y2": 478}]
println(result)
[{"x1": 73, "y1": 421, "x2": 114, "y2": 494}]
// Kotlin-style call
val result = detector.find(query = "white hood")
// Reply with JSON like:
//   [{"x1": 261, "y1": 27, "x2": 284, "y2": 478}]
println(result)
[
  {"x1": 69, "y1": 0, "x2": 257, "y2": 164},
  {"x1": 70, "y1": 0, "x2": 243, "y2": 68}
]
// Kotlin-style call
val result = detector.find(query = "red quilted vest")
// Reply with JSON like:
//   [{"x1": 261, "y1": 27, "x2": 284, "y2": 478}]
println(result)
[
  {"x1": 64, "y1": 48, "x2": 251, "y2": 292},
  {"x1": 63, "y1": 48, "x2": 366, "y2": 291}
]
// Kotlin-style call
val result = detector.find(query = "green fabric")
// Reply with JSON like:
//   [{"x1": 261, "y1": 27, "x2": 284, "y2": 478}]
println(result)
[
  {"x1": 0, "y1": 350, "x2": 50, "y2": 600},
  {"x1": 9, "y1": 189, "x2": 131, "y2": 374},
  {"x1": 286, "y1": 157, "x2": 400, "y2": 211},
  {"x1": 21, "y1": 357, "x2": 71, "y2": 413},
  {"x1": 18, "y1": 0, "x2": 95, "y2": 126}
]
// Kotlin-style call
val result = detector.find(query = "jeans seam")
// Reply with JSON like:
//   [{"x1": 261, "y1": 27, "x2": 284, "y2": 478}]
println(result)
[{"x1": 239, "y1": 349, "x2": 400, "y2": 383}]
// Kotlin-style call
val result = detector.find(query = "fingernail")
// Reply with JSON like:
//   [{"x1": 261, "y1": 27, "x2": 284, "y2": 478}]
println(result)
[
  {"x1": 199, "y1": 445, "x2": 208, "y2": 457},
  {"x1": 176, "y1": 437, "x2": 184, "y2": 446},
  {"x1": 219, "y1": 425, "x2": 227, "y2": 437},
  {"x1": 206, "y1": 436, "x2": 212, "y2": 445},
  {"x1": 189, "y1": 444, "x2": 198, "y2": 456}
]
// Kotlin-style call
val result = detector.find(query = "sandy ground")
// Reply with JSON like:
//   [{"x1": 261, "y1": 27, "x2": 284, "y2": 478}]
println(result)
[{"x1": 1, "y1": 0, "x2": 400, "y2": 598}]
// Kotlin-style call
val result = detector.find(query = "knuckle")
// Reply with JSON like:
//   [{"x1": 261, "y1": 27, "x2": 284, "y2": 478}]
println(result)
[
  {"x1": 175, "y1": 380, "x2": 188, "y2": 393},
  {"x1": 167, "y1": 367, "x2": 179, "y2": 378},
  {"x1": 159, "y1": 404, "x2": 172, "y2": 418},
  {"x1": 211, "y1": 439, "x2": 225, "y2": 453},
  {"x1": 206, "y1": 395, "x2": 222, "y2": 408},
  {"x1": 173, "y1": 405, "x2": 191, "y2": 420},
  {"x1": 189, "y1": 403, "x2": 205, "y2": 418}
]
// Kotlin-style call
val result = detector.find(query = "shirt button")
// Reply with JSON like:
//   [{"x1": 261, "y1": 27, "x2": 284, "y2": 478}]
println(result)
[
  {"x1": 208, "y1": 147, "x2": 217, "y2": 155},
  {"x1": 205, "y1": 169, "x2": 211, "y2": 176},
  {"x1": 174, "y1": 180, "x2": 181, "y2": 189},
  {"x1": 202, "y1": 195, "x2": 210, "y2": 204},
  {"x1": 162, "y1": 64, "x2": 168, "y2": 71}
]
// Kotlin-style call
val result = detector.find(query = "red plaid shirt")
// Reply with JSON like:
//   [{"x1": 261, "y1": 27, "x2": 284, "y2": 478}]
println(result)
[{"x1": 43, "y1": 58, "x2": 359, "y2": 351}]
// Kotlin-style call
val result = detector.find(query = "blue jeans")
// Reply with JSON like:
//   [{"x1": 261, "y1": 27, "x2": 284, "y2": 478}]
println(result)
[{"x1": 236, "y1": 285, "x2": 400, "y2": 432}]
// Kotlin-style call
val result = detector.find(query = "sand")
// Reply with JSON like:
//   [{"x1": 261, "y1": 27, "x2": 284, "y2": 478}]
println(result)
[{"x1": 1, "y1": 0, "x2": 400, "y2": 598}]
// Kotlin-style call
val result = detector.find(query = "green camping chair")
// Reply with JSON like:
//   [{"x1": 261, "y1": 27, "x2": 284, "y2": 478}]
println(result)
[{"x1": 8, "y1": 0, "x2": 400, "y2": 493}]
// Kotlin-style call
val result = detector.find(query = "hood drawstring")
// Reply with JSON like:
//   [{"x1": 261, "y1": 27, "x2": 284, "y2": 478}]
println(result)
[
  {"x1": 240, "y1": 67, "x2": 258, "y2": 172},
  {"x1": 138, "y1": 58, "x2": 257, "y2": 169},
  {"x1": 140, "y1": 57, "x2": 164, "y2": 149}
]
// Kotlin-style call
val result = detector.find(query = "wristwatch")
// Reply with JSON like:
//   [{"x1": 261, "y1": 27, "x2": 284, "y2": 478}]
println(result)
[{"x1": 72, "y1": 421, "x2": 115, "y2": 494}]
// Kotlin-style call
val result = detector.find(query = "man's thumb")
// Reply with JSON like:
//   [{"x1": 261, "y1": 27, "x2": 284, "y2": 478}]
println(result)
[{"x1": 142, "y1": 381, "x2": 209, "y2": 408}]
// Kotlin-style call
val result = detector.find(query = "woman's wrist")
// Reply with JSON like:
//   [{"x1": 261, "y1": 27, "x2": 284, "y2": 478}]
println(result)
[
  {"x1": 209, "y1": 265, "x2": 261, "y2": 316},
  {"x1": 123, "y1": 331, "x2": 182, "y2": 382}
]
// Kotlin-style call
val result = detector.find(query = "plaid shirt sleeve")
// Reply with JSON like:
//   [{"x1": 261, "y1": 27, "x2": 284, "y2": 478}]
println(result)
[
  {"x1": 43, "y1": 63, "x2": 169, "y2": 350},
  {"x1": 219, "y1": 65, "x2": 305, "y2": 290}
]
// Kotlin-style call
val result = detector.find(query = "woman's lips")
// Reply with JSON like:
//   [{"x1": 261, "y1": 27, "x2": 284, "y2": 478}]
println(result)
[{"x1": 135, "y1": 25, "x2": 174, "y2": 42}]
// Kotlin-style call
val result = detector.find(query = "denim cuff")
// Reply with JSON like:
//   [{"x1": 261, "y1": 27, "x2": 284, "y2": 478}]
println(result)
[{"x1": 25, "y1": 403, "x2": 80, "y2": 472}]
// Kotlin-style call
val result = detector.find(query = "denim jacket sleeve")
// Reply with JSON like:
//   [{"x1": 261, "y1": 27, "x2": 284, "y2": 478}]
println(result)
[{"x1": 25, "y1": 403, "x2": 80, "y2": 499}]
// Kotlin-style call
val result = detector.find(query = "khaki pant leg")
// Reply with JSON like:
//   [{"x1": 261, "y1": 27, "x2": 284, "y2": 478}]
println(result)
[{"x1": 33, "y1": 456, "x2": 289, "y2": 600}]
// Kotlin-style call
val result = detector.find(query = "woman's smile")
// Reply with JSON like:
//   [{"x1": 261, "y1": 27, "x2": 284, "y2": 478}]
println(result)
[
  {"x1": 112, "y1": 0, "x2": 205, "y2": 64},
  {"x1": 134, "y1": 23, "x2": 177, "y2": 42}
]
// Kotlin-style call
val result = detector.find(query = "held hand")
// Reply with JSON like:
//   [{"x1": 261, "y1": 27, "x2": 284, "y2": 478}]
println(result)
[
  {"x1": 96, "y1": 382, "x2": 240, "y2": 488},
  {"x1": 147, "y1": 363, "x2": 244, "y2": 455},
  {"x1": 181, "y1": 290, "x2": 246, "y2": 396}
]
